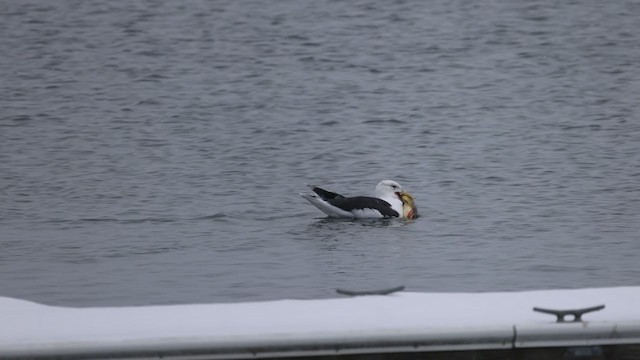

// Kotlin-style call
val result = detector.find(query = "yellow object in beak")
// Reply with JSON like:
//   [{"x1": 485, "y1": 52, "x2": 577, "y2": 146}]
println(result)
[{"x1": 397, "y1": 191, "x2": 418, "y2": 219}]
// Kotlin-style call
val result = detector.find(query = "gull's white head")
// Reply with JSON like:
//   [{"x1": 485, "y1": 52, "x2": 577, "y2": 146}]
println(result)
[
  {"x1": 374, "y1": 180, "x2": 418, "y2": 219},
  {"x1": 375, "y1": 180, "x2": 404, "y2": 198}
]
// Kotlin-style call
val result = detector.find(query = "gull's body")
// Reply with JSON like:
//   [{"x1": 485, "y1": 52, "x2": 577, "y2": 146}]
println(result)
[{"x1": 299, "y1": 180, "x2": 416, "y2": 219}]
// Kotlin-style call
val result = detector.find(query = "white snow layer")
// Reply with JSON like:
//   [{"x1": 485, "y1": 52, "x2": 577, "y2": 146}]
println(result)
[{"x1": 2, "y1": 286, "x2": 640, "y2": 358}]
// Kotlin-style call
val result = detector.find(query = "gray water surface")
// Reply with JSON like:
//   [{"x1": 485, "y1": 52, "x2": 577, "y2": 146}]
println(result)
[{"x1": 1, "y1": 0, "x2": 639, "y2": 306}]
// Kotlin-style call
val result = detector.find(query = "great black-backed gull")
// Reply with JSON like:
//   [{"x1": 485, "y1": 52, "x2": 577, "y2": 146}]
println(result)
[{"x1": 299, "y1": 180, "x2": 417, "y2": 219}]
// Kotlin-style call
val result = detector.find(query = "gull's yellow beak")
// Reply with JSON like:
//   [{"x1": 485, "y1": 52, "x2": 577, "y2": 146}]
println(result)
[{"x1": 396, "y1": 191, "x2": 418, "y2": 219}]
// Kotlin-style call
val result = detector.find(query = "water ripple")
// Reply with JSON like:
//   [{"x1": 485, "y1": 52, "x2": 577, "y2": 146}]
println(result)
[{"x1": 1, "y1": 0, "x2": 639, "y2": 306}]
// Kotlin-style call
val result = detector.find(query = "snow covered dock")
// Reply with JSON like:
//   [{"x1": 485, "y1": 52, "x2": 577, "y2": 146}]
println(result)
[{"x1": 2, "y1": 286, "x2": 640, "y2": 359}]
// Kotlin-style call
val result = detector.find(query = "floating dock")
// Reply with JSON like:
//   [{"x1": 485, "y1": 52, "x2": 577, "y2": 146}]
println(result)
[{"x1": 2, "y1": 286, "x2": 640, "y2": 359}]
